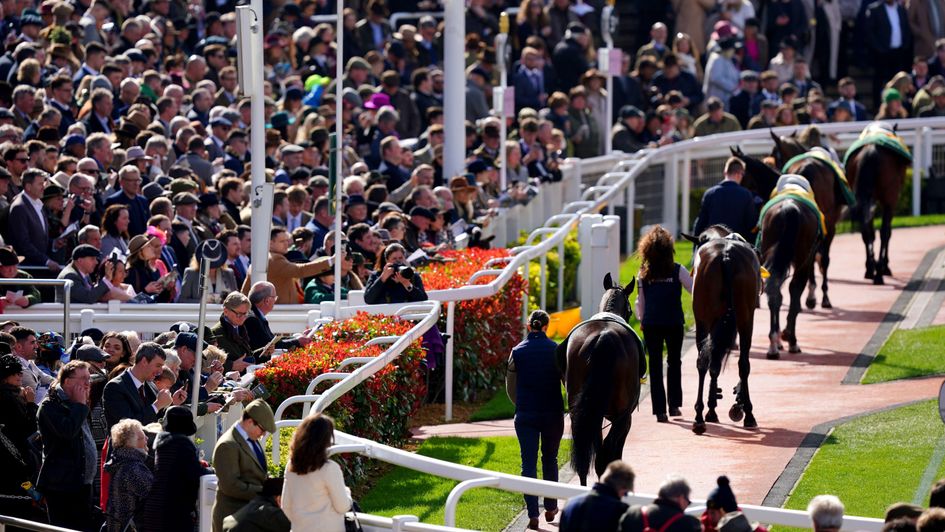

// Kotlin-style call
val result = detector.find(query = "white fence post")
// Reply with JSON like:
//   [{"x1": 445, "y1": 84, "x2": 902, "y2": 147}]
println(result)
[
  {"x1": 680, "y1": 149, "x2": 692, "y2": 234},
  {"x1": 444, "y1": 300, "x2": 456, "y2": 421},
  {"x1": 578, "y1": 213, "x2": 602, "y2": 319},
  {"x1": 914, "y1": 128, "x2": 924, "y2": 217}
]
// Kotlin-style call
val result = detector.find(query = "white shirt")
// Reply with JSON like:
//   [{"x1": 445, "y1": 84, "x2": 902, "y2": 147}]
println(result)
[
  {"x1": 886, "y1": 2, "x2": 902, "y2": 49},
  {"x1": 25, "y1": 193, "x2": 45, "y2": 231},
  {"x1": 286, "y1": 212, "x2": 303, "y2": 232}
]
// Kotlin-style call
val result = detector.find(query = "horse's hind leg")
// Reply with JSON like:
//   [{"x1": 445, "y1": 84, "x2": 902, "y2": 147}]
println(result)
[
  {"x1": 878, "y1": 205, "x2": 894, "y2": 278},
  {"x1": 737, "y1": 323, "x2": 757, "y2": 428},
  {"x1": 705, "y1": 360, "x2": 722, "y2": 424},
  {"x1": 782, "y1": 266, "x2": 809, "y2": 353},
  {"x1": 806, "y1": 258, "x2": 819, "y2": 310},
  {"x1": 765, "y1": 275, "x2": 784, "y2": 359},
  {"x1": 820, "y1": 228, "x2": 835, "y2": 309},
  {"x1": 597, "y1": 409, "x2": 631, "y2": 477},
  {"x1": 859, "y1": 202, "x2": 878, "y2": 281},
  {"x1": 693, "y1": 325, "x2": 708, "y2": 435}
]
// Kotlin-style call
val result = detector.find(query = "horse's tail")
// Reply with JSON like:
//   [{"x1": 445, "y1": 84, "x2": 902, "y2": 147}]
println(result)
[
  {"x1": 569, "y1": 330, "x2": 619, "y2": 482},
  {"x1": 702, "y1": 243, "x2": 738, "y2": 371},
  {"x1": 852, "y1": 144, "x2": 882, "y2": 220},
  {"x1": 767, "y1": 202, "x2": 800, "y2": 283}
]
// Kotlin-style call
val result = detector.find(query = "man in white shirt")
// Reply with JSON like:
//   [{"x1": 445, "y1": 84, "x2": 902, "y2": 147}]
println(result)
[
  {"x1": 866, "y1": 0, "x2": 913, "y2": 107},
  {"x1": 10, "y1": 325, "x2": 53, "y2": 403}
]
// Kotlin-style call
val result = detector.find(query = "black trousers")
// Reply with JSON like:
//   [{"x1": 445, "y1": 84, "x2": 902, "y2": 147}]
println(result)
[
  {"x1": 514, "y1": 412, "x2": 564, "y2": 518},
  {"x1": 642, "y1": 324, "x2": 685, "y2": 416},
  {"x1": 45, "y1": 484, "x2": 94, "y2": 531}
]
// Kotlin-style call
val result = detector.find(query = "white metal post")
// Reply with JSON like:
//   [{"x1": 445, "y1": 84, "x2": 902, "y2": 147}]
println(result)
[
  {"x1": 191, "y1": 256, "x2": 211, "y2": 419},
  {"x1": 496, "y1": 13, "x2": 509, "y2": 190},
  {"x1": 444, "y1": 300, "x2": 455, "y2": 421},
  {"x1": 602, "y1": 2, "x2": 615, "y2": 155},
  {"x1": 443, "y1": 0, "x2": 466, "y2": 178},
  {"x1": 557, "y1": 239, "x2": 565, "y2": 311},
  {"x1": 680, "y1": 150, "x2": 692, "y2": 233},
  {"x1": 333, "y1": 0, "x2": 344, "y2": 308},
  {"x1": 539, "y1": 253, "x2": 547, "y2": 310}
]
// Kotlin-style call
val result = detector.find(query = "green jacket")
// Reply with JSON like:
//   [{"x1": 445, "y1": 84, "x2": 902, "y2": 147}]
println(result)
[
  {"x1": 211, "y1": 426, "x2": 268, "y2": 532},
  {"x1": 692, "y1": 112, "x2": 742, "y2": 137},
  {"x1": 221, "y1": 495, "x2": 291, "y2": 532},
  {"x1": 211, "y1": 316, "x2": 255, "y2": 372},
  {"x1": 303, "y1": 279, "x2": 348, "y2": 305},
  {"x1": 3, "y1": 270, "x2": 42, "y2": 306}
]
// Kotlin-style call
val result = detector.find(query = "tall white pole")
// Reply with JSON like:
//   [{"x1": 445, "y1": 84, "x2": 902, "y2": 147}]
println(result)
[
  {"x1": 241, "y1": 0, "x2": 270, "y2": 285},
  {"x1": 333, "y1": 0, "x2": 344, "y2": 312},
  {"x1": 496, "y1": 13, "x2": 509, "y2": 190},
  {"x1": 602, "y1": 2, "x2": 615, "y2": 155},
  {"x1": 443, "y1": 0, "x2": 466, "y2": 178},
  {"x1": 191, "y1": 256, "x2": 210, "y2": 419}
]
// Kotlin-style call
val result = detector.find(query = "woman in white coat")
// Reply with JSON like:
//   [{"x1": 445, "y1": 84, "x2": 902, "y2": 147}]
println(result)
[{"x1": 282, "y1": 414, "x2": 351, "y2": 532}]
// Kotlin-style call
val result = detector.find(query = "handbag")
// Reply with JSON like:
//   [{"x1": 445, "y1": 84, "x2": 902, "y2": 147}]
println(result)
[{"x1": 344, "y1": 500, "x2": 364, "y2": 532}]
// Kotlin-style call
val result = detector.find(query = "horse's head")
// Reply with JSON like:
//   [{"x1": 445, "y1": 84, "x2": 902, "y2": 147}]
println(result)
[
  {"x1": 681, "y1": 224, "x2": 734, "y2": 246},
  {"x1": 731, "y1": 145, "x2": 778, "y2": 199},
  {"x1": 601, "y1": 272, "x2": 635, "y2": 321},
  {"x1": 769, "y1": 129, "x2": 806, "y2": 168}
]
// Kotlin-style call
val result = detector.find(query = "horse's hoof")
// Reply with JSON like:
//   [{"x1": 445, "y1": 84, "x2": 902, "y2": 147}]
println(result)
[
  {"x1": 705, "y1": 410, "x2": 719, "y2": 423},
  {"x1": 767, "y1": 349, "x2": 780, "y2": 360},
  {"x1": 805, "y1": 297, "x2": 816, "y2": 310},
  {"x1": 744, "y1": 414, "x2": 758, "y2": 429},
  {"x1": 873, "y1": 275, "x2": 885, "y2": 286},
  {"x1": 729, "y1": 404, "x2": 744, "y2": 422},
  {"x1": 882, "y1": 265, "x2": 892, "y2": 276},
  {"x1": 821, "y1": 298, "x2": 832, "y2": 309},
  {"x1": 692, "y1": 422, "x2": 706, "y2": 435},
  {"x1": 789, "y1": 344, "x2": 802, "y2": 354}
]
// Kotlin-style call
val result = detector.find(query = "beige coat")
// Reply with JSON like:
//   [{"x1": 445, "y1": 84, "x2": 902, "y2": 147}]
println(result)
[
  {"x1": 671, "y1": 0, "x2": 716, "y2": 55},
  {"x1": 909, "y1": 0, "x2": 945, "y2": 58},
  {"x1": 241, "y1": 253, "x2": 330, "y2": 305},
  {"x1": 282, "y1": 460, "x2": 351, "y2": 532}
]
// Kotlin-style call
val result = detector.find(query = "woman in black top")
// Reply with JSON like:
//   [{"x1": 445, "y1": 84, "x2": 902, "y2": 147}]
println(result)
[
  {"x1": 364, "y1": 243, "x2": 428, "y2": 304},
  {"x1": 635, "y1": 226, "x2": 693, "y2": 423},
  {"x1": 125, "y1": 234, "x2": 174, "y2": 303}
]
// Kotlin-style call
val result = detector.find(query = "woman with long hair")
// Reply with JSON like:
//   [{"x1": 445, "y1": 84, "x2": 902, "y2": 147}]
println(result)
[
  {"x1": 364, "y1": 243, "x2": 428, "y2": 305},
  {"x1": 672, "y1": 32, "x2": 703, "y2": 82},
  {"x1": 100, "y1": 331, "x2": 133, "y2": 375},
  {"x1": 774, "y1": 104, "x2": 797, "y2": 126},
  {"x1": 281, "y1": 414, "x2": 351, "y2": 531},
  {"x1": 100, "y1": 204, "x2": 131, "y2": 258},
  {"x1": 125, "y1": 234, "x2": 174, "y2": 303},
  {"x1": 515, "y1": 0, "x2": 551, "y2": 51},
  {"x1": 635, "y1": 225, "x2": 692, "y2": 423},
  {"x1": 178, "y1": 254, "x2": 237, "y2": 304}
]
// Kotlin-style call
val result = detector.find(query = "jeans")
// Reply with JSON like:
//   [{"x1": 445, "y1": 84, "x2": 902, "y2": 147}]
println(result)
[
  {"x1": 514, "y1": 412, "x2": 564, "y2": 518},
  {"x1": 642, "y1": 324, "x2": 685, "y2": 416}
]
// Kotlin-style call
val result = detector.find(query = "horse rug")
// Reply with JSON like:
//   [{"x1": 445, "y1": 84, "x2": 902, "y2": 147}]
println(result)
[
  {"x1": 558, "y1": 311, "x2": 647, "y2": 383},
  {"x1": 842, "y1": 124, "x2": 912, "y2": 165},
  {"x1": 782, "y1": 148, "x2": 857, "y2": 207},
  {"x1": 754, "y1": 189, "x2": 826, "y2": 247}
]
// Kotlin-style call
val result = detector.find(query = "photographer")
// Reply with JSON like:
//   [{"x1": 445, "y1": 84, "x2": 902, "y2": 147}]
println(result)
[{"x1": 364, "y1": 243, "x2": 428, "y2": 305}]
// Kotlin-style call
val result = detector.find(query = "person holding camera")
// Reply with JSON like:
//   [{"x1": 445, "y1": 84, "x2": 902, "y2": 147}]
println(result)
[{"x1": 364, "y1": 243, "x2": 428, "y2": 305}]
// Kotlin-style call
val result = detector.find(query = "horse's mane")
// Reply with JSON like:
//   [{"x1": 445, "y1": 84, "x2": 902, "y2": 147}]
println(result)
[{"x1": 601, "y1": 288, "x2": 627, "y2": 316}]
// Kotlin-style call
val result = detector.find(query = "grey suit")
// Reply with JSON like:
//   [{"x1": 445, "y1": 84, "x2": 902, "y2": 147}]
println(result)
[
  {"x1": 6, "y1": 192, "x2": 50, "y2": 266},
  {"x1": 176, "y1": 152, "x2": 214, "y2": 185},
  {"x1": 56, "y1": 263, "x2": 110, "y2": 304},
  {"x1": 178, "y1": 267, "x2": 238, "y2": 303}
]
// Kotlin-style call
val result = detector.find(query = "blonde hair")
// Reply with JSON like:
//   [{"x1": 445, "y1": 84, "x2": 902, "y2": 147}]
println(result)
[{"x1": 110, "y1": 418, "x2": 145, "y2": 449}]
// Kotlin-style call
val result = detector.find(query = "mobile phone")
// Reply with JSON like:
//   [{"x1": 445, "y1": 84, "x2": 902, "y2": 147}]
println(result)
[{"x1": 250, "y1": 383, "x2": 269, "y2": 400}]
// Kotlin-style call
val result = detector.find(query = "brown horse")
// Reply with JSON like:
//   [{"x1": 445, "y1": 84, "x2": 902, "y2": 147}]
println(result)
[
  {"x1": 844, "y1": 133, "x2": 910, "y2": 285},
  {"x1": 770, "y1": 129, "x2": 848, "y2": 309},
  {"x1": 682, "y1": 225, "x2": 760, "y2": 434},
  {"x1": 558, "y1": 273, "x2": 641, "y2": 486},
  {"x1": 758, "y1": 195, "x2": 821, "y2": 357}
]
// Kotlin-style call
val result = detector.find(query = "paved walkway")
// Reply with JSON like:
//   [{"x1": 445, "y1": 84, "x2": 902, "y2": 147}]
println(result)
[{"x1": 411, "y1": 226, "x2": 945, "y2": 529}]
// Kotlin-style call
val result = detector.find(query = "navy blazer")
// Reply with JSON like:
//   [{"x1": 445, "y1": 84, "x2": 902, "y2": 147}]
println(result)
[
  {"x1": 692, "y1": 180, "x2": 758, "y2": 241},
  {"x1": 6, "y1": 192, "x2": 50, "y2": 266},
  {"x1": 513, "y1": 66, "x2": 544, "y2": 113},
  {"x1": 102, "y1": 369, "x2": 159, "y2": 430},
  {"x1": 104, "y1": 189, "x2": 150, "y2": 237}
]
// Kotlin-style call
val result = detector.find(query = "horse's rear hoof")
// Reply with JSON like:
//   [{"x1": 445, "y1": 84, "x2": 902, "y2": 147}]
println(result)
[
  {"x1": 882, "y1": 265, "x2": 892, "y2": 276},
  {"x1": 692, "y1": 422, "x2": 706, "y2": 435},
  {"x1": 744, "y1": 414, "x2": 758, "y2": 429},
  {"x1": 705, "y1": 410, "x2": 719, "y2": 423},
  {"x1": 805, "y1": 297, "x2": 816, "y2": 310},
  {"x1": 821, "y1": 298, "x2": 832, "y2": 309},
  {"x1": 789, "y1": 344, "x2": 802, "y2": 354},
  {"x1": 767, "y1": 349, "x2": 780, "y2": 360},
  {"x1": 729, "y1": 404, "x2": 744, "y2": 422},
  {"x1": 873, "y1": 275, "x2": 884, "y2": 286}
]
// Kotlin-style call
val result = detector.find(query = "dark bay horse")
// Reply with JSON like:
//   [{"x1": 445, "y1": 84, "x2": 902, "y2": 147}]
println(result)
[
  {"x1": 770, "y1": 129, "x2": 848, "y2": 309},
  {"x1": 758, "y1": 193, "x2": 821, "y2": 358},
  {"x1": 682, "y1": 225, "x2": 760, "y2": 434},
  {"x1": 558, "y1": 273, "x2": 641, "y2": 486},
  {"x1": 844, "y1": 126, "x2": 910, "y2": 285}
]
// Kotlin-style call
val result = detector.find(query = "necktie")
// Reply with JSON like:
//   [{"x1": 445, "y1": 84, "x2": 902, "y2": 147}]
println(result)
[
  {"x1": 250, "y1": 439, "x2": 266, "y2": 469},
  {"x1": 138, "y1": 384, "x2": 147, "y2": 405},
  {"x1": 232, "y1": 259, "x2": 246, "y2": 284}
]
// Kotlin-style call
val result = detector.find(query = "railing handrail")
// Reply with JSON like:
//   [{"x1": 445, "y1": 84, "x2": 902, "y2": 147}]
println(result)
[
  {"x1": 0, "y1": 515, "x2": 80, "y2": 531},
  {"x1": 0, "y1": 278, "x2": 72, "y2": 340}
]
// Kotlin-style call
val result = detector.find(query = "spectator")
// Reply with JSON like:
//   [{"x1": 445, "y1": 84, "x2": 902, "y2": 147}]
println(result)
[
  {"x1": 919, "y1": 509, "x2": 945, "y2": 532},
  {"x1": 103, "y1": 418, "x2": 152, "y2": 532},
  {"x1": 930, "y1": 479, "x2": 945, "y2": 508},
  {"x1": 877, "y1": 88, "x2": 910, "y2": 119},
  {"x1": 242, "y1": 227, "x2": 330, "y2": 305},
  {"x1": 637, "y1": 22, "x2": 671, "y2": 65},
  {"x1": 865, "y1": 0, "x2": 914, "y2": 109},
  {"x1": 100, "y1": 204, "x2": 131, "y2": 258},
  {"x1": 211, "y1": 292, "x2": 258, "y2": 371},
  {"x1": 701, "y1": 476, "x2": 741, "y2": 532},
  {"x1": 104, "y1": 165, "x2": 149, "y2": 238},
  {"x1": 693, "y1": 157, "x2": 756, "y2": 241},
  {"x1": 552, "y1": 23, "x2": 591, "y2": 94},
  {"x1": 223, "y1": 477, "x2": 291, "y2": 532},
  {"x1": 0, "y1": 352, "x2": 45, "y2": 522},
  {"x1": 137, "y1": 408, "x2": 212, "y2": 530},
  {"x1": 7, "y1": 168, "x2": 57, "y2": 270},
  {"x1": 245, "y1": 281, "x2": 312, "y2": 352},
  {"x1": 766, "y1": 0, "x2": 808, "y2": 54},
  {"x1": 179, "y1": 253, "x2": 238, "y2": 304},
  {"x1": 211, "y1": 399, "x2": 277, "y2": 532},
  {"x1": 505, "y1": 309, "x2": 564, "y2": 529},
  {"x1": 514, "y1": 47, "x2": 548, "y2": 113},
  {"x1": 103, "y1": 341, "x2": 185, "y2": 429},
  {"x1": 654, "y1": 53, "x2": 704, "y2": 113},
  {"x1": 282, "y1": 413, "x2": 351, "y2": 532},
  {"x1": 730, "y1": 71, "x2": 760, "y2": 127},
  {"x1": 466, "y1": 66, "x2": 491, "y2": 122},
  {"x1": 828, "y1": 77, "x2": 870, "y2": 121},
  {"x1": 170, "y1": 332, "x2": 227, "y2": 416},
  {"x1": 125, "y1": 234, "x2": 175, "y2": 303},
  {"x1": 560, "y1": 460, "x2": 636, "y2": 532},
  {"x1": 568, "y1": 86, "x2": 601, "y2": 159},
  {"x1": 703, "y1": 39, "x2": 741, "y2": 109},
  {"x1": 808, "y1": 495, "x2": 845, "y2": 532},
  {"x1": 0, "y1": 246, "x2": 40, "y2": 307},
  {"x1": 364, "y1": 243, "x2": 428, "y2": 304},
  {"x1": 619, "y1": 475, "x2": 702, "y2": 532},
  {"x1": 612, "y1": 106, "x2": 648, "y2": 154},
  {"x1": 692, "y1": 98, "x2": 742, "y2": 137},
  {"x1": 36, "y1": 360, "x2": 96, "y2": 531}
]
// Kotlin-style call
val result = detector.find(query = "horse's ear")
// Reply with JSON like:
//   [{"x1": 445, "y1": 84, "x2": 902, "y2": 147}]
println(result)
[
  {"x1": 680, "y1": 232, "x2": 700, "y2": 244},
  {"x1": 730, "y1": 145, "x2": 744, "y2": 158},
  {"x1": 769, "y1": 129, "x2": 780, "y2": 146},
  {"x1": 603, "y1": 272, "x2": 614, "y2": 291},
  {"x1": 626, "y1": 276, "x2": 636, "y2": 295},
  {"x1": 893, "y1": 123, "x2": 899, "y2": 134},
  {"x1": 790, "y1": 129, "x2": 798, "y2": 138}
]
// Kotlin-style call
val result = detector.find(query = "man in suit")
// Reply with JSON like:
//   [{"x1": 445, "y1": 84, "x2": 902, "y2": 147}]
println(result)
[
  {"x1": 7, "y1": 168, "x2": 57, "y2": 270},
  {"x1": 103, "y1": 166, "x2": 150, "y2": 237},
  {"x1": 103, "y1": 342, "x2": 186, "y2": 429},
  {"x1": 552, "y1": 23, "x2": 592, "y2": 93},
  {"x1": 244, "y1": 281, "x2": 312, "y2": 352},
  {"x1": 355, "y1": 0, "x2": 392, "y2": 53},
  {"x1": 635, "y1": 22, "x2": 670, "y2": 67},
  {"x1": 211, "y1": 399, "x2": 276, "y2": 532},
  {"x1": 82, "y1": 88, "x2": 114, "y2": 135},
  {"x1": 205, "y1": 117, "x2": 231, "y2": 163},
  {"x1": 10, "y1": 325, "x2": 53, "y2": 403},
  {"x1": 866, "y1": 0, "x2": 914, "y2": 108},
  {"x1": 218, "y1": 229, "x2": 248, "y2": 288},
  {"x1": 55, "y1": 244, "x2": 114, "y2": 303},
  {"x1": 692, "y1": 157, "x2": 758, "y2": 242},
  {"x1": 513, "y1": 47, "x2": 547, "y2": 113},
  {"x1": 283, "y1": 185, "x2": 312, "y2": 232},
  {"x1": 176, "y1": 136, "x2": 214, "y2": 186},
  {"x1": 46, "y1": 75, "x2": 76, "y2": 136},
  {"x1": 827, "y1": 77, "x2": 871, "y2": 121},
  {"x1": 11, "y1": 85, "x2": 36, "y2": 131},
  {"x1": 560, "y1": 461, "x2": 635, "y2": 531},
  {"x1": 241, "y1": 227, "x2": 330, "y2": 305},
  {"x1": 211, "y1": 292, "x2": 257, "y2": 372}
]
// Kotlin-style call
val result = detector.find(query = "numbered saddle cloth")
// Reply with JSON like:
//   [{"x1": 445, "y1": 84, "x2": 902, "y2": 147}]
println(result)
[{"x1": 782, "y1": 148, "x2": 857, "y2": 207}]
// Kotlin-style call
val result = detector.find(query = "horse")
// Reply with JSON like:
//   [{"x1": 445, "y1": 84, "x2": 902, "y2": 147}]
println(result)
[
  {"x1": 558, "y1": 272, "x2": 641, "y2": 486},
  {"x1": 768, "y1": 129, "x2": 849, "y2": 309},
  {"x1": 757, "y1": 189, "x2": 821, "y2": 358},
  {"x1": 682, "y1": 225, "x2": 760, "y2": 434},
  {"x1": 844, "y1": 124, "x2": 910, "y2": 285}
]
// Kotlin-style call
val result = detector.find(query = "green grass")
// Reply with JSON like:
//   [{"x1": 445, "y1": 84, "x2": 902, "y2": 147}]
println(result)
[
  {"x1": 360, "y1": 436, "x2": 572, "y2": 530},
  {"x1": 835, "y1": 213, "x2": 945, "y2": 234},
  {"x1": 469, "y1": 391, "x2": 516, "y2": 422},
  {"x1": 782, "y1": 400, "x2": 945, "y2": 521},
  {"x1": 862, "y1": 324, "x2": 945, "y2": 384},
  {"x1": 619, "y1": 241, "x2": 694, "y2": 332}
]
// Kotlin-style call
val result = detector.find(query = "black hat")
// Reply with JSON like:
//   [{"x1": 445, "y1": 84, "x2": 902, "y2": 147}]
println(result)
[
  {"x1": 170, "y1": 321, "x2": 198, "y2": 334},
  {"x1": 75, "y1": 344, "x2": 108, "y2": 362},
  {"x1": 162, "y1": 405, "x2": 197, "y2": 436},
  {"x1": 377, "y1": 201, "x2": 402, "y2": 215},
  {"x1": 707, "y1": 476, "x2": 739, "y2": 513},
  {"x1": 72, "y1": 244, "x2": 101, "y2": 261},
  {"x1": 173, "y1": 192, "x2": 199, "y2": 206},
  {"x1": 467, "y1": 159, "x2": 494, "y2": 174},
  {"x1": 0, "y1": 246, "x2": 23, "y2": 266},
  {"x1": 0, "y1": 353, "x2": 21, "y2": 379},
  {"x1": 706, "y1": 97, "x2": 724, "y2": 111},
  {"x1": 174, "y1": 332, "x2": 197, "y2": 351},
  {"x1": 409, "y1": 206, "x2": 435, "y2": 220},
  {"x1": 80, "y1": 327, "x2": 105, "y2": 344},
  {"x1": 199, "y1": 192, "x2": 219, "y2": 209},
  {"x1": 566, "y1": 21, "x2": 587, "y2": 34},
  {"x1": 42, "y1": 184, "x2": 65, "y2": 201},
  {"x1": 620, "y1": 105, "x2": 644, "y2": 120},
  {"x1": 142, "y1": 182, "x2": 165, "y2": 202}
]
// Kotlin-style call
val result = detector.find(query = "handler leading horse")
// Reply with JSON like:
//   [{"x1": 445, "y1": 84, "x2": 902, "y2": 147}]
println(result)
[{"x1": 558, "y1": 273, "x2": 642, "y2": 486}]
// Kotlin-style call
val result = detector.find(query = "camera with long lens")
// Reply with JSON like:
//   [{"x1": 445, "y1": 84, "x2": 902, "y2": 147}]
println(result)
[{"x1": 393, "y1": 264, "x2": 414, "y2": 280}]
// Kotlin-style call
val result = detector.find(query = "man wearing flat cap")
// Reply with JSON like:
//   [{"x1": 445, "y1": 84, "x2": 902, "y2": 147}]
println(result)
[
  {"x1": 0, "y1": 247, "x2": 41, "y2": 307},
  {"x1": 612, "y1": 106, "x2": 647, "y2": 154},
  {"x1": 172, "y1": 191, "x2": 202, "y2": 270},
  {"x1": 404, "y1": 205, "x2": 435, "y2": 253},
  {"x1": 56, "y1": 244, "x2": 113, "y2": 304},
  {"x1": 211, "y1": 398, "x2": 276, "y2": 532}
]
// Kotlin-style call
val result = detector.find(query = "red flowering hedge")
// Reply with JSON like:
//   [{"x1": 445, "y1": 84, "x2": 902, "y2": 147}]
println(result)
[
  {"x1": 420, "y1": 248, "x2": 528, "y2": 399},
  {"x1": 255, "y1": 312, "x2": 426, "y2": 446}
]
